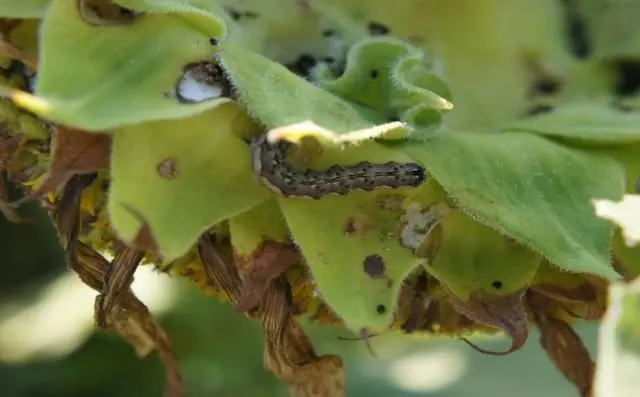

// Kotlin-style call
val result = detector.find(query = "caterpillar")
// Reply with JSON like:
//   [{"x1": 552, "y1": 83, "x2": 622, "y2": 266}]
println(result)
[{"x1": 251, "y1": 134, "x2": 427, "y2": 199}]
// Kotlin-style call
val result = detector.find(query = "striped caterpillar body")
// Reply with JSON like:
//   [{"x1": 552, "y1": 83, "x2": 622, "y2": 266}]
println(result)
[{"x1": 251, "y1": 134, "x2": 427, "y2": 199}]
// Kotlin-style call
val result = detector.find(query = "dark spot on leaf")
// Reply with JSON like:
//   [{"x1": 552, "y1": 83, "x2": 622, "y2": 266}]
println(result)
[
  {"x1": 559, "y1": 0, "x2": 591, "y2": 59},
  {"x1": 243, "y1": 11, "x2": 259, "y2": 19},
  {"x1": 376, "y1": 304, "x2": 387, "y2": 314},
  {"x1": 176, "y1": 61, "x2": 232, "y2": 104},
  {"x1": 367, "y1": 21, "x2": 390, "y2": 36},
  {"x1": 526, "y1": 104, "x2": 554, "y2": 116},
  {"x1": 370, "y1": 70, "x2": 379, "y2": 79},
  {"x1": 209, "y1": 37, "x2": 219, "y2": 46},
  {"x1": 363, "y1": 254, "x2": 386, "y2": 277},
  {"x1": 226, "y1": 7, "x2": 242, "y2": 21},
  {"x1": 285, "y1": 53, "x2": 318, "y2": 78},
  {"x1": 613, "y1": 60, "x2": 640, "y2": 97},
  {"x1": 322, "y1": 29, "x2": 335, "y2": 37},
  {"x1": 533, "y1": 78, "x2": 561, "y2": 96},
  {"x1": 156, "y1": 157, "x2": 179, "y2": 179},
  {"x1": 344, "y1": 218, "x2": 357, "y2": 235},
  {"x1": 492, "y1": 281, "x2": 503, "y2": 289},
  {"x1": 78, "y1": 0, "x2": 142, "y2": 26}
]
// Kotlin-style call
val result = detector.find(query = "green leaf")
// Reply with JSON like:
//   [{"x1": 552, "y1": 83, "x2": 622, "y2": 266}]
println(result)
[
  {"x1": 0, "y1": 0, "x2": 50, "y2": 18},
  {"x1": 108, "y1": 104, "x2": 270, "y2": 262},
  {"x1": 426, "y1": 210, "x2": 541, "y2": 301},
  {"x1": 313, "y1": 37, "x2": 452, "y2": 119},
  {"x1": 504, "y1": 102, "x2": 640, "y2": 145},
  {"x1": 11, "y1": 0, "x2": 228, "y2": 131},
  {"x1": 404, "y1": 129, "x2": 624, "y2": 280},
  {"x1": 217, "y1": 41, "x2": 376, "y2": 133},
  {"x1": 276, "y1": 139, "x2": 443, "y2": 333}
]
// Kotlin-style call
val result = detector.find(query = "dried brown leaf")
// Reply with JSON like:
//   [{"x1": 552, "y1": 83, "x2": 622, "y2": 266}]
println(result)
[
  {"x1": 450, "y1": 289, "x2": 529, "y2": 355},
  {"x1": 102, "y1": 293, "x2": 184, "y2": 397},
  {"x1": 95, "y1": 245, "x2": 144, "y2": 328},
  {"x1": 0, "y1": 133, "x2": 25, "y2": 222},
  {"x1": 50, "y1": 175, "x2": 183, "y2": 397},
  {"x1": 531, "y1": 282, "x2": 605, "y2": 321},
  {"x1": 260, "y1": 282, "x2": 345, "y2": 397},
  {"x1": 234, "y1": 239, "x2": 301, "y2": 312},
  {"x1": 0, "y1": 176, "x2": 21, "y2": 222},
  {"x1": 528, "y1": 291, "x2": 595, "y2": 397},
  {"x1": 198, "y1": 233, "x2": 243, "y2": 303},
  {"x1": 29, "y1": 127, "x2": 110, "y2": 199},
  {"x1": 198, "y1": 234, "x2": 345, "y2": 397}
]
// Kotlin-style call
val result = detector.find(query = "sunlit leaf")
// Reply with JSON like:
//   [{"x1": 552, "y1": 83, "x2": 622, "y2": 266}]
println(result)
[
  {"x1": 405, "y1": 130, "x2": 624, "y2": 280},
  {"x1": 9, "y1": 0, "x2": 228, "y2": 131},
  {"x1": 108, "y1": 104, "x2": 270, "y2": 262}
]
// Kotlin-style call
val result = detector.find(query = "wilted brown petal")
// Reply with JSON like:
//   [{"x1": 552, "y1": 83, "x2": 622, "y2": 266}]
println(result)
[
  {"x1": 397, "y1": 273, "x2": 431, "y2": 333},
  {"x1": 449, "y1": 289, "x2": 529, "y2": 355},
  {"x1": 0, "y1": 133, "x2": 25, "y2": 222},
  {"x1": 28, "y1": 127, "x2": 110, "y2": 199},
  {"x1": 531, "y1": 282, "x2": 605, "y2": 321},
  {"x1": 0, "y1": 26, "x2": 37, "y2": 70},
  {"x1": 527, "y1": 291, "x2": 595, "y2": 397},
  {"x1": 234, "y1": 239, "x2": 301, "y2": 312},
  {"x1": 51, "y1": 173, "x2": 99, "y2": 271},
  {"x1": 0, "y1": 176, "x2": 21, "y2": 222}
]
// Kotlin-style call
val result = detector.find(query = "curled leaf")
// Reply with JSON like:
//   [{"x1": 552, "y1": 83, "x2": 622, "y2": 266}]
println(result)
[{"x1": 450, "y1": 289, "x2": 530, "y2": 356}]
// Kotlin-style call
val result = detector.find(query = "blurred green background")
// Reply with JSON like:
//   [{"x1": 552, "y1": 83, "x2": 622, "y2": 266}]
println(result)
[{"x1": 0, "y1": 198, "x2": 597, "y2": 397}]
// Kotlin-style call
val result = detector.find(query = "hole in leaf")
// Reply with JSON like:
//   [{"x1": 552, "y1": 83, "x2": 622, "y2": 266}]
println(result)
[
  {"x1": 243, "y1": 11, "x2": 259, "y2": 19},
  {"x1": 78, "y1": 0, "x2": 142, "y2": 26},
  {"x1": 367, "y1": 21, "x2": 390, "y2": 36},
  {"x1": 526, "y1": 105, "x2": 554, "y2": 116},
  {"x1": 492, "y1": 281, "x2": 503, "y2": 289},
  {"x1": 613, "y1": 60, "x2": 640, "y2": 97},
  {"x1": 322, "y1": 29, "x2": 335, "y2": 37},
  {"x1": 226, "y1": 7, "x2": 242, "y2": 21},
  {"x1": 559, "y1": 0, "x2": 591, "y2": 59},
  {"x1": 376, "y1": 304, "x2": 387, "y2": 314},
  {"x1": 370, "y1": 70, "x2": 379, "y2": 79},
  {"x1": 175, "y1": 62, "x2": 232, "y2": 104},
  {"x1": 285, "y1": 54, "x2": 318, "y2": 78}
]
